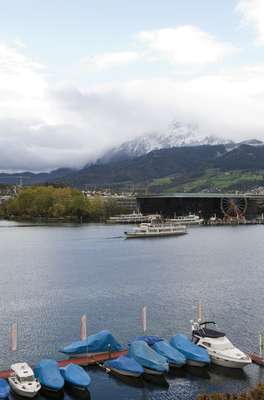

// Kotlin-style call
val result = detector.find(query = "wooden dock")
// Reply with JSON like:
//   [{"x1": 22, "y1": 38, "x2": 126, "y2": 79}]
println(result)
[{"x1": 0, "y1": 350, "x2": 128, "y2": 379}]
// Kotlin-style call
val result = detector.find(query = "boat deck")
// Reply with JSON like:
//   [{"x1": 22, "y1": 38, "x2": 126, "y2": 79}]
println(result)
[{"x1": 0, "y1": 350, "x2": 128, "y2": 379}]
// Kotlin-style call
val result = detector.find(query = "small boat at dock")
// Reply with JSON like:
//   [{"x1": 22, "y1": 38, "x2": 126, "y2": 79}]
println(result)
[
  {"x1": 0, "y1": 379, "x2": 10, "y2": 399},
  {"x1": 170, "y1": 334, "x2": 210, "y2": 367},
  {"x1": 191, "y1": 320, "x2": 251, "y2": 368},
  {"x1": 125, "y1": 222, "x2": 187, "y2": 239},
  {"x1": 152, "y1": 340, "x2": 186, "y2": 368},
  {"x1": 128, "y1": 340, "x2": 169, "y2": 375},
  {"x1": 104, "y1": 355, "x2": 144, "y2": 378},
  {"x1": 61, "y1": 330, "x2": 123, "y2": 357},
  {"x1": 34, "y1": 359, "x2": 64, "y2": 393},
  {"x1": 60, "y1": 364, "x2": 91, "y2": 390},
  {"x1": 8, "y1": 363, "x2": 41, "y2": 398},
  {"x1": 134, "y1": 336, "x2": 186, "y2": 368}
]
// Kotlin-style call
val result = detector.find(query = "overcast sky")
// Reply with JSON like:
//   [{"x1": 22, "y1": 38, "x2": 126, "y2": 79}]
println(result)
[{"x1": 1, "y1": 0, "x2": 264, "y2": 171}]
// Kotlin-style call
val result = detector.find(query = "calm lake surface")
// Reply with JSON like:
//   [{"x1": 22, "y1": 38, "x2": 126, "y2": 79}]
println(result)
[{"x1": 0, "y1": 221, "x2": 264, "y2": 399}]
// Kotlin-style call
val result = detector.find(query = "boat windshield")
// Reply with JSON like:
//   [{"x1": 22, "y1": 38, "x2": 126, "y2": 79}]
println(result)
[{"x1": 20, "y1": 375, "x2": 35, "y2": 382}]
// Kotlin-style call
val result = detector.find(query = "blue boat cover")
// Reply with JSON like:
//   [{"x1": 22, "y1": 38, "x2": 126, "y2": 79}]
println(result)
[
  {"x1": 0, "y1": 379, "x2": 10, "y2": 399},
  {"x1": 170, "y1": 334, "x2": 210, "y2": 364},
  {"x1": 128, "y1": 340, "x2": 169, "y2": 373},
  {"x1": 61, "y1": 330, "x2": 123, "y2": 355},
  {"x1": 34, "y1": 359, "x2": 64, "y2": 390},
  {"x1": 134, "y1": 336, "x2": 163, "y2": 346},
  {"x1": 104, "y1": 355, "x2": 144, "y2": 375},
  {"x1": 152, "y1": 340, "x2": 186, "y2": 367},
  {"x1": 60, "y1": 364, "x2": 91, "y2": 388}
]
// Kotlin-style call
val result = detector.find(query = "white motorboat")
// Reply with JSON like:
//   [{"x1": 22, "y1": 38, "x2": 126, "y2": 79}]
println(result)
[
  {"x1": 124, "y1": 222, "x2": 187, "y2": 238},
  {"x1": 8, "y1": 363, "x2": 41, "y2": 398},
  {"x1": 191, "y1": 321, "x2": 251, "y2": 369}
]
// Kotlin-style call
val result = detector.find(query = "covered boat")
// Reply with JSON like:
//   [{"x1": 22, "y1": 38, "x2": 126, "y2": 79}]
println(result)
[
  {"x1": 60, "y1": 364, "x2": 91, "y2": 390},
  {"x1": 128, "y1": 340, "x2": 169, "y2": 375},
  {"x1": 152, "y1": 340, "x2": 186, "y2": 368},
  {"x1": 34, "y1": 359, "x2": 64, "y2": 392},
  {"x1": 0, "y1": 379, "x2": 10, "y2": 399},
  {"x1": 134, "y1": 336, "x2": 163, "y2": 346},
  {"x1": 104, "y1": 355, "x2": 144, "y2": 378},
  {"x1": 61, "y1": 330, "x2": 122, "y2": 356},
  {"x1": 170, "y1": 334, "x2": 210, "y2": 367}
]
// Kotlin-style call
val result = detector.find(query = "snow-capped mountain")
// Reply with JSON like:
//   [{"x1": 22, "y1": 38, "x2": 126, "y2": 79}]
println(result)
[{"x1": 98, "y1": 122, "x2": 233, "y2": 164}]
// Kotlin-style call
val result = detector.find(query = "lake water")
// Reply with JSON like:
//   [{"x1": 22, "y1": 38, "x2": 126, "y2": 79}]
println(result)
[{"x1": 0, "y1": 221, "x2": 264, "y2": 399}]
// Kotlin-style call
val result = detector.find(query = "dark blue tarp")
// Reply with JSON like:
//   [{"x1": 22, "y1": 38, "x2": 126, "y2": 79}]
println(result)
[
  {"x1": 152, "y1": 340, "x2": 186, "y2": 367},
  {"x1": 61, "y1": 330, "x2": 123, "y2": 355},
  {"x1": 128, "y1": 340, "x2": 169, "y2": 373},
  {"x1": 134, "y1": 336, "x2": 163, "y2": 346},
  {"x1": 0, "y1": 379, "x2": 10, "y2": 399},
  {"x1": 60, "y1": 364, "x2": 91, "y2": 388},
  {"x1": 170, "y1": 334, "x2": 210, "y2": 364},
  {"x1": 34, "y1": 359, "x2": 64, "y2": 391},
  {"x1": 104, "y1": 355, "x2": 144, "y2": 375}
]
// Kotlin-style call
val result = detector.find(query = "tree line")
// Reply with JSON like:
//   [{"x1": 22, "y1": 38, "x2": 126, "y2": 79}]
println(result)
[{"x1": 0, "y1": 186, "x2": 124, "y2": 221}]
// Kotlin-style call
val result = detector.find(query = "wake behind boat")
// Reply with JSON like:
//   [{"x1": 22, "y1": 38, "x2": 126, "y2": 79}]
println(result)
[
  {"x1": 192, "y1": 320, "x2": 252, "y2": 369},
  {"x1": 125, "y1": 222, "x2": 187, "y2": 239}
]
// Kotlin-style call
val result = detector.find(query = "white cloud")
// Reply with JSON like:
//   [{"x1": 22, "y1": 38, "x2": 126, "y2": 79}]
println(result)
[
  {"x1": 81, "y1": 51, "x2": 140, "y2": 71},
  {"x1": 80, "y1": 25, "x2": 238, "y2": 72},
  {"x1": 237, "y1": 0, "x2": 264, "y2": 44},
  {"x1": 1, "y1": 39, "x2": 264, "y2": 172},
  {"x1": 137, "y1": 25, "x2": 239, "y2": 65}
]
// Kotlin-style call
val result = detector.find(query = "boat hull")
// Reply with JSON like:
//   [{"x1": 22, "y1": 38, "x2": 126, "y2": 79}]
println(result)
[
  {"x1": 143, "y1": 367, "x2": 164, "y2": 375},
  {"x1": 186, "y1": 359, "x2": 208, "y2": 367},
  {"x1": 125, "y1": 231, "x2": 187, "y2": 239},
  {"x1": 8, "y1": 379, "x2": 40, "y2": 398},
  {"x1": 209, "y1": 354, "x2": 251, "y2": 369},
  {"x1": 107, "y1": 367, "x2": 142, "y2": 378}
]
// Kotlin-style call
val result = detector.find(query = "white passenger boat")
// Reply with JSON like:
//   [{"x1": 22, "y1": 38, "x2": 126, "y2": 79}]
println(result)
[
  {"x1": 191, "y1": 320, "x2": 251, "y2": 369},
  {"x1": 8, "y1": 363, "x2": 41, "y2": 397},
  {"x1": 167, "y1": 214, "x2": 204, "y2": 225},
  {"x1": 125, "y1": 222, "x2": 187, "y2": 238}
]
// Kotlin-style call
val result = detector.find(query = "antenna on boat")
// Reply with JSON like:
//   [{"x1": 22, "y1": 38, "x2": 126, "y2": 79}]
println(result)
[
  {"x1": 10, "y1": 322, "x2": 17, "y2": 351},
  {"x1": 197, "y1": 302, "x2": 203, "y2": 323},
  {"x1": 80, "y1": 315, "x2": 87, "y2": 341},
  {"x1": 141, "y1": 306, "x2": 147, "y2": 333}
]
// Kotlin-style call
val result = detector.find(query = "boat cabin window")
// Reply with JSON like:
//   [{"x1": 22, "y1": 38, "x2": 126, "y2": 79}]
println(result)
[
  {"x1": 20, "y1": 375, "x2": 34, "y2": 382},
  {"x1": 202, "y1": 342, "x2": 211, "y2": 348}
]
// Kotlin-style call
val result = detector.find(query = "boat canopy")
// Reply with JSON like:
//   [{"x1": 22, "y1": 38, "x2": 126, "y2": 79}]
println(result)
[
  {"x1": 61, "y1": 330, "x2": 123, "y2": 355},
  {"x1": 152, "y1": 340, "x2": 186, "y2": 367},
  {"x1": 34, "y1": 359, "x2": 64, "y2": 391},
  {"x1": 193, "y1": 322, "x2": 225, "y2": 338},
  {"x1": 60, "y1": 364, "x2": 91, "y2": 388},
  {"x1": 170, "y1": 334, "x2": 210, "y2": 364},
  {"x1": 134, "y1": 336, "x2": 163, "y2": 346},
  {"x1": 128, "y1": 340, "x2": 169, "y2": 373},
  {"x1": 104, "y1": 355, "x2": 144, "y2": 375}
]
